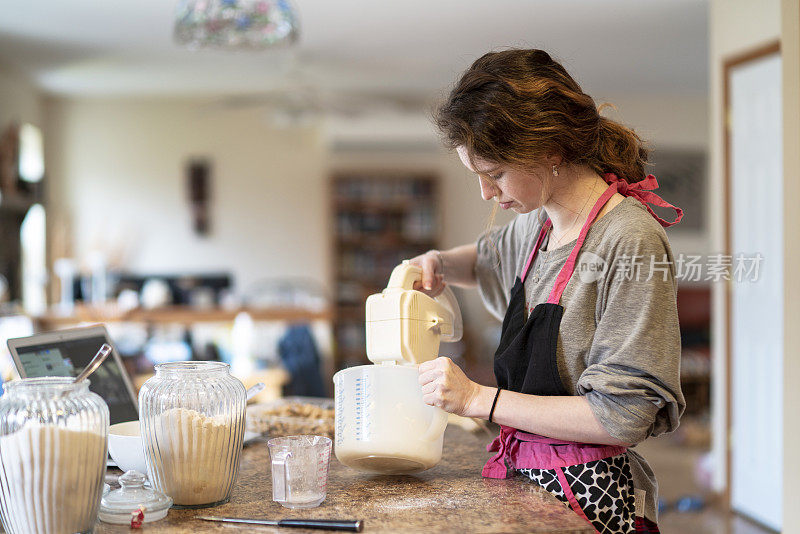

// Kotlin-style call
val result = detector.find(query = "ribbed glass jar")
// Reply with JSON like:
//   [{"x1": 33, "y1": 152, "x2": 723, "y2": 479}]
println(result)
[
  {"x1": 0, "y1": 377, "x2": 109, "y2": 534},
  {"x1": 139, "y1": 361, "x2": 246, "y2": 508}
]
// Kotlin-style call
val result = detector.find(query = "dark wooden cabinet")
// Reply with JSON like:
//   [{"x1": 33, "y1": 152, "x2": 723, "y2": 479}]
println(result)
[{"x1": 330, "y1": 171, "x2": 440, "y2": 369}]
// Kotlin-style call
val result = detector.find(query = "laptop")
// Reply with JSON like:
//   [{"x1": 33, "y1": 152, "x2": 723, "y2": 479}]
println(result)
[{"x1": 7, "y1": 325, "x2": 139, "y2": 425}]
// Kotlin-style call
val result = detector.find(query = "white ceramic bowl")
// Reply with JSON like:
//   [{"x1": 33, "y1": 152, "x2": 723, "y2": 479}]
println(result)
[{"x1": 108, "y1": 420, "x2": 147, "y2": 475}]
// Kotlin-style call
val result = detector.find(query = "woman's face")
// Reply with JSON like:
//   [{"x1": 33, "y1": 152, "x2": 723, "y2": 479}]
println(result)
[{"x1": 457, "y1": 146, "x2": 546, "y2": 214}]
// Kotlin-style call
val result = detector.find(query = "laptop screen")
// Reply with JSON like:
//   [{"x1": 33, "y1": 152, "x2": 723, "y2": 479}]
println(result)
[{"x1": 14, "y1": 335, "x2": 139, "y2": 425}]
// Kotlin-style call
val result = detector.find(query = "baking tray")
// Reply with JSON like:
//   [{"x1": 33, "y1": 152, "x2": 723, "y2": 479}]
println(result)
[{"x1": 246, "y1": 396, "x2": 334, "y2": 439}]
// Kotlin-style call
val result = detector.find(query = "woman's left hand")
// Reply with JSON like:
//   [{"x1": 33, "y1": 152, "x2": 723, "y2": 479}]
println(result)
[{"x1": 418, "y1": 357, "x2": 481, "y2": 416}]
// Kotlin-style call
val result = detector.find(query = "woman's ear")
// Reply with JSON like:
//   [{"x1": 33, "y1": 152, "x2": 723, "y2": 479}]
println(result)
[{"x1": 545, "y1": 153, "x2": 563, "y2": 167}]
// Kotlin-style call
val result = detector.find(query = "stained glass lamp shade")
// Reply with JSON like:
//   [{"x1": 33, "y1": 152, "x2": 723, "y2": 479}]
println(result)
[{"x1": 174, "y1": 0, "x2": 299, "y2": 50}]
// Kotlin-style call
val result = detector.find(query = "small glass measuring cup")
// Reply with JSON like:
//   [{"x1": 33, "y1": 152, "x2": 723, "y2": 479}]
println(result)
[{"x1": 267, "y1": 435, "x2": 332, "y2": 509}]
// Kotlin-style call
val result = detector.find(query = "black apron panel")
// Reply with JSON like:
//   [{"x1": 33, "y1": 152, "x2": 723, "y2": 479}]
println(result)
[
  {"x1": 494, "y1": 278, "x2": 526, "y2": 356},
  {"x1": 493, "y1": 278, "x2": 568, "y2": 397},
  {"x1": 519, "y1": 302, "x2": 566, "y2": 396}
]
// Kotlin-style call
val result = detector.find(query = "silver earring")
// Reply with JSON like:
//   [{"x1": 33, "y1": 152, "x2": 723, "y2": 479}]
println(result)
[{"x1": 552, "y1": 164, "x2": 559, "y2": 177}]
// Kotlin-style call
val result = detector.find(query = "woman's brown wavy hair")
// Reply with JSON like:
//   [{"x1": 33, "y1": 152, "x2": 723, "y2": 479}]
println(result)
[{"x1": 434, "y1": 49, "x2": 648, "y2": 186}]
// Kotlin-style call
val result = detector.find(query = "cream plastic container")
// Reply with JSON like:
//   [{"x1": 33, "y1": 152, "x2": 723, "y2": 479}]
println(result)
[
  {"x1": 364, "y1": 261, "x2": 462, "y2": 366},
  {"x1": 333, "y1": 364, "x2": 448, "y2": 474}
]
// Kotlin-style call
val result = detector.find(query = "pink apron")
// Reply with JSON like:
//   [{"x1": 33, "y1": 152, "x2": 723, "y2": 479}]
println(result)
[{"x1": 482, "y1": 174, "x2": 681, "y2": 533}]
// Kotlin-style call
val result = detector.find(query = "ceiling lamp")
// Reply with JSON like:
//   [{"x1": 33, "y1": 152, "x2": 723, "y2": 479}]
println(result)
[{"x1": 174, "y1": 0, "x2": 299, "y2": 50}]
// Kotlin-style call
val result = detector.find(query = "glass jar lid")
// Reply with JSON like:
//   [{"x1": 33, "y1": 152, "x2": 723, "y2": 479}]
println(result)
[
  {"x1": 2, "y1": 376, "x2": 90, "y2": 398},
  {"x1": 99, "y1": 470, "x2": 172, "y2": 524}
]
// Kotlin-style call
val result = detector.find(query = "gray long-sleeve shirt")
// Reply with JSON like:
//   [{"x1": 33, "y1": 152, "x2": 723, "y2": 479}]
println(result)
[{"x1": 475, "y1": 196, "x2": 685, "y2": 522}]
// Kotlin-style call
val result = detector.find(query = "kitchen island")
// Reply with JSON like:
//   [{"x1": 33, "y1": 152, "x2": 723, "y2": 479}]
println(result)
[{"x1": 97, "y1": 426, "x2": 593, "y2": 533}]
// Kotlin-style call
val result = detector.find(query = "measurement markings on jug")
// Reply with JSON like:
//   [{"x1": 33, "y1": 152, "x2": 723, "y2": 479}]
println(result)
[
  {"x1": 354, "y1": 375, "x2": 373, "y2": 441},
  {"x1": 336, "y1": 381, "x2": 346, "y2": 446}
]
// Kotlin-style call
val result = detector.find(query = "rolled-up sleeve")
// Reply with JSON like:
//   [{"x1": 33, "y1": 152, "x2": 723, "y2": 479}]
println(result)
[{"x1": 577, "y1": 229, "x2": 685, "y2": 445}]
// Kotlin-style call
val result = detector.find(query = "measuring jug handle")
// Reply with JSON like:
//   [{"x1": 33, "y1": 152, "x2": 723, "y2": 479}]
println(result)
[
  {"x1": 271, "y1": 452, "x2": 292, "y2": 502},
  {"x1": 421, "y1": 407, "x2": 449, "y2": 442}
]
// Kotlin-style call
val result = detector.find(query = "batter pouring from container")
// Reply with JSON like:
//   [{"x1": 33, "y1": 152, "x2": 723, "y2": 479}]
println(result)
[{"x1": 412, "y1": 49, "x2": 685, "y2": 534}]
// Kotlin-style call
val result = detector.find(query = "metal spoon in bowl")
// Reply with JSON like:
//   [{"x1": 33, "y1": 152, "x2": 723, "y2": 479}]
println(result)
[{"x1": 75, "y1": 343, "x2": 113, "y2": 384}]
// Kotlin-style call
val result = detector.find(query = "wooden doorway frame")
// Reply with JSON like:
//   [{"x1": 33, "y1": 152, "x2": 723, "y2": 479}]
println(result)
[{"x1": 722, "y1": 39, "x2": 781, "y2": 513}]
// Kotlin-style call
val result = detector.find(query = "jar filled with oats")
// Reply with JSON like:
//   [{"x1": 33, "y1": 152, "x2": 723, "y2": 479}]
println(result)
[
  {"x1": 0, "y1": 377, "x2": 109, "y2": 534},
  {"x1": 139, "y1": 361, "x2": 246, "y2": 508}
]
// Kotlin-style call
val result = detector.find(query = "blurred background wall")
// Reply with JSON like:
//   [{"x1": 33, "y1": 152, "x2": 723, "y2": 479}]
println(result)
[
  {"x1": 0, "y1": 63, "x2": 42, "y2": 128},
  {"x1": 38, "y1": 92, "x2": 709, "y2": 334}
]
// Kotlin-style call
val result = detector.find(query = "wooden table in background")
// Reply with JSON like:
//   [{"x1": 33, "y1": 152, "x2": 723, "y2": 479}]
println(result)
[{"x1": 34, "y1": 305, "x2": 332, "y2": 329}]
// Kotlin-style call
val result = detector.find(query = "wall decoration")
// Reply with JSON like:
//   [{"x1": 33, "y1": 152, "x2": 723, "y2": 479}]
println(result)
[
  {"x1": 186, "y1": 159, "x2": 212, "y2": 236},
  {"x1": 647, "y1": 149, "x2": 707, "y2": 233}
]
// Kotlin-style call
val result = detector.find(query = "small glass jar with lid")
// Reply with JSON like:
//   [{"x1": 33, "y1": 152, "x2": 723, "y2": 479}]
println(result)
[
  {"x1": 0, "y1": 377, "x2": 109, "y2": 534},
  {"x1": 99, "y1": 470, "x2": 173, "y2": 524},
  {"x1": 139, "y1": 361, "x2": 246, "y2": 508}
]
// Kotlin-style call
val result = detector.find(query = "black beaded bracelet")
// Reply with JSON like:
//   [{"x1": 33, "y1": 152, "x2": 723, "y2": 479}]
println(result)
[{"x1": 488, "y1": 388, "x2": 502, "y2": 423}]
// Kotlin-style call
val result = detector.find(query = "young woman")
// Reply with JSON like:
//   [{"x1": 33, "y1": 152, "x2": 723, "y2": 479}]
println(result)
[{"x1": 412, "y1": 49, "x2": 684, "y2": 534}]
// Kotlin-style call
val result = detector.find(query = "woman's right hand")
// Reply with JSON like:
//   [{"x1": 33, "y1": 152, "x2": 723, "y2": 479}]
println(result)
[{"x1": 408, "y1": 250, "x2": 446, "y2": 297}]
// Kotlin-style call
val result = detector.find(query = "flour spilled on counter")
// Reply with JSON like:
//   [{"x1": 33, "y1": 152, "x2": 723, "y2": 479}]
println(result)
[
  {"x1": 375, "y1": 496, "x2": 463, "y2": 511},
  {"x1": 151, "y1": 407, "x2": 240, "y2": 506},
  {"x1": 0, "y1": 423, "x2": 106, "y2": 534}
]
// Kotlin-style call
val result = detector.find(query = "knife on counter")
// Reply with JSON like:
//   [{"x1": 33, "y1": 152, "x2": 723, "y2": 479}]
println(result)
[{"x1": 196, "y1": 516, "x2": 364, "y2": 532}]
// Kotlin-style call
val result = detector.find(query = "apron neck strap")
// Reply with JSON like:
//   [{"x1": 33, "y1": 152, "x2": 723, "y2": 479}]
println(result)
[
  {"x1": 520, "y1": 182, "x2": 617, "y2": 289},
  {"x1": 546, "y1": 182, "x2": 618, "y2": 304},
  {"x1": 520, "y1": 219, "x2": 552, "y2": 283},
  {"x1": 519, "y1": 174, "x2": 682, "y2": 303}
]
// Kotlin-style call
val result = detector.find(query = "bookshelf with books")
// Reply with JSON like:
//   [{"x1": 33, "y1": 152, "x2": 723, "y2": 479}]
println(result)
[{"x1": 331, "y1": 171, "x2": 440, "y2": 369}]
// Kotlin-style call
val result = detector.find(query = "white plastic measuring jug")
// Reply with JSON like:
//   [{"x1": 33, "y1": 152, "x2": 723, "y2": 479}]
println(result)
[{"x1": 333, "y1": 261, "x2": 462, "y2": 474}]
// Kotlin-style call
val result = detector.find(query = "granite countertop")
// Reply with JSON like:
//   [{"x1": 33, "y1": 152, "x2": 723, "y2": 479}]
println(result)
[{"x1": 97, "y1": 426, "x2": 592, "y2": 534}]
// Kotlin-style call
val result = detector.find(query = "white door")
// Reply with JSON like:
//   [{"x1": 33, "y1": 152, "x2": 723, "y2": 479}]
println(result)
[{"x1": 729, "y1": 53, "x2": 783, "y2": 531}]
